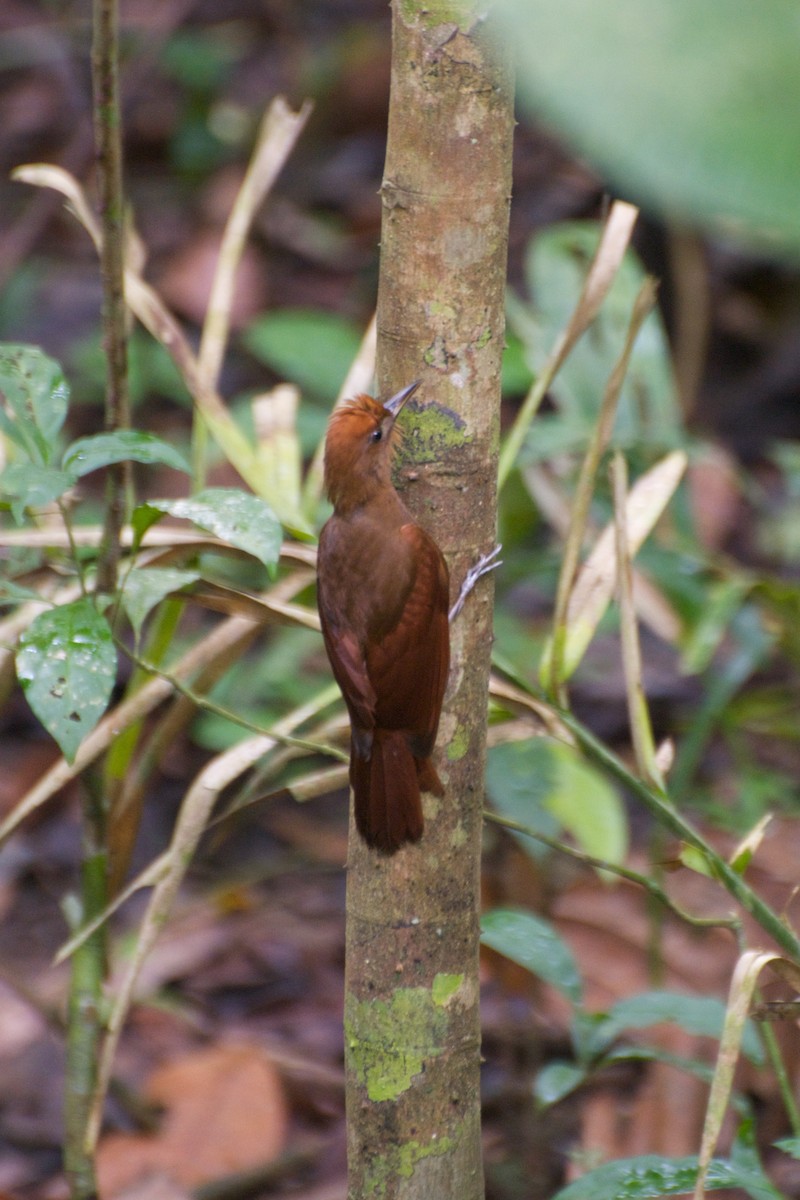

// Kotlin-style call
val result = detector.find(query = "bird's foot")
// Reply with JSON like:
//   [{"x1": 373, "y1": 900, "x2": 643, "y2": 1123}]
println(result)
[{"x1": 449, "y1": 543, "x2": 502, "y2": 622}]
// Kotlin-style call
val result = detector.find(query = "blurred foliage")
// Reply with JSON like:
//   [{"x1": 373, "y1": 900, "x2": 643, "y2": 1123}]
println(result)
[
  {"x1": 509, "y1": 222, "x2": 682, "y2": 463},
  {"x1": 5, "y1": 46, "x2": 800, "y2": 1184},
  {"x1": 499, "y1": 0, "x2": 800, "y2": 253}
]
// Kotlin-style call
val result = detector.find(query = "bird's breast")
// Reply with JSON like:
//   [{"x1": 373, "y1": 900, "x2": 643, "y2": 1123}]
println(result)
[{"x1": 318, "y1": 509, "x2": 416, "y2": 643}]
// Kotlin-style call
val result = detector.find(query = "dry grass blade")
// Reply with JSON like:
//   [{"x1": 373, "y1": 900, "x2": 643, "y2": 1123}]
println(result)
[
  {"x1": 252, "y1": 384, "x2": 303, "y2": 520},
  {"x1": 302, "y1": 312, "x2": 377, "y2": 515},
  {"x1": 498, "y1": 199, "x2": 640, "y2": 489},
  {"x1": 0, "y1": 526, "x2": 318, "y2": 572},
  {"x1": 694, "y1": 950, "x2": 782, "y2": 1200},
  {"x1": 0, "y1": 614, "x2": 261, "y2": 844},
  {"x1": 85, "y1": 679, "x2": 340, "y2": 1150},
  {"x1": 612, "y1": 450, "x2": 664, "y2": 788},
  {"x1": 14, "y1": 114, "x2": 315, "y2": 535},
  {"x1": 54, "y1": 852, "x2": 171, "y2": 965},
  {"x1": 12, "y1": 163, "x2": 102, "y2": 248},
  {"x1": 198, "y1": 98, "x2": 313, "y2": 393},
  {"x1": 86, "y1": 733, "x2": 278, "y2": 1151},
  {"x1": 187, "y1": 580, "x2": 320, "y2": 630},
  {"x1": 542, "y1": 275, "x2": 659, "y2": 696},
  {"x1": 547, "y1": 448, "x2": 687, "y2": 684},
  {"x1": 488, "y1": 672, "x2": 564, "y2": 737}
]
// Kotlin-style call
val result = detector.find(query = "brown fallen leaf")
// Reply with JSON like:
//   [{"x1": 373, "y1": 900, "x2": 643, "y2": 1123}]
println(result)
[{"x1": 97, "y1": 1042, "x2": 288, "y2": 1197}]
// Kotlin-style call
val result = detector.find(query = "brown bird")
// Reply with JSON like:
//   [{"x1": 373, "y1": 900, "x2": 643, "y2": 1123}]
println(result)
[{"x1": 316, "y1": 382, "x2": 450, "y2": 854}]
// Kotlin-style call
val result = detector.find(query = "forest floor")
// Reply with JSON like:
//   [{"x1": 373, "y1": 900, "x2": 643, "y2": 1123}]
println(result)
[{"x1": 3, "y1": 2, "x2": 800, "y2": 1198}]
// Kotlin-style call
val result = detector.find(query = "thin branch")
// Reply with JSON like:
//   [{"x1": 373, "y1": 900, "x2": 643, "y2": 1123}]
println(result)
[
  {"x1": 484, "y1": 810, "x2": 743, "y2": 941},
  {"x1": 498, "y1": 200, "x2": 639, "y2": 490},
  {"x1": 92, "y1": 0, "x2": 129, "y2": 593},
  {"x1": 611, "y1": 450, "x2": 664, "y2": 788},
  {"x1": 543, "y1": 276, "x2": 658, "y2": 699}
]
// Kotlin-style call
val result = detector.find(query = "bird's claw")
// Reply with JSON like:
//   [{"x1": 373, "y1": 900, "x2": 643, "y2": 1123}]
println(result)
[{"x1": 449, "y1": 543, "x2": 503, "y2": 622}]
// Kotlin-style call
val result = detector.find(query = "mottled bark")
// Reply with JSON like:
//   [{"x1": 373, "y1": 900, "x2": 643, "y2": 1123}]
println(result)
[{"x1": 344, "y1": 4, "x2": 513, "y2": 1197}]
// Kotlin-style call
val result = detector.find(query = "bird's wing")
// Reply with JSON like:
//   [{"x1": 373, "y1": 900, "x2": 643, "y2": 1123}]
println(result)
[
  {"x1": 318, "y1": 606, "x2": 377, "y2": 735},
  {"x1": 365, "y1": 523, "x2": 450, "y2": 751}
]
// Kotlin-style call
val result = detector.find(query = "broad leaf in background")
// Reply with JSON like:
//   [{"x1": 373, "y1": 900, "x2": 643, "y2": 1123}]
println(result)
[
  {"x1": 139, "y1": 488, "x2": 283, "y2": 574},
  {"x1": 533, "y1": 1060, "x2": 588, "y2": 1108},
  {"x1": 121, "y1": 567, "x2": 200, "y2": 639},
  {"x1": 0, "y1": 580, "x2": 43, "y2": 606},
  {"x1": 551, "y1": 1153, "x2": 783, "y2": 1200},
  {"x1": 243, "y1": 308, "x2": 362, "y2": 403},
  {"x1": 497, "y1": 0, "x2": 800, "y2": 253},
  {"x1": 511, "y1": 223, "x2": 681, "y2": 459},
  {"x1": 16, "y1": 597, "x2": 116, "y2": 763},
  {"x1": 62, "y1": 431, "x2": 190, "y2": 477},
  {"x1": 583, "y1": 989, "x2": 765, "y2": 1066},
  {"x1": 0, "y1": 343, "x2": 70, "y2": 464},
  {"x1": 481, "y1": 907, "x2": 583, "y2": 1006},
  {"x1": 0, "y1": 463, "x2": 77, "y2": 522},
  {"x1": 487, "y1": 737, "x2": 628, "y2": 866}
]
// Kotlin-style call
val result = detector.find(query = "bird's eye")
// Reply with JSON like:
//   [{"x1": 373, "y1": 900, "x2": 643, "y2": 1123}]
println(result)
[{"x1": 371, "y1": 428, "x2": 383, "y2": 443}]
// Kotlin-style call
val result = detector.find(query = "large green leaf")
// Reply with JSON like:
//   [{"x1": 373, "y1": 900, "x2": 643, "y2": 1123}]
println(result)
[
  {"x1": 120, "y1": 566, "x2": 200, "y2": 638},
  {"x1": 533, "y1": 1060, "x2": 587, "y2": 1108},
  {"x1": 587, "y1": 989, "x2": 765, "y2": 1066},
  {"x1": 497, "y1": 0, "x2": 800, "y2": 252},
  {"x1": 140, "y1": 488, "x2": 282, "y2": 573},
  {"x1": 242, "y1": 309, "x2": 362, "y2": 402},
  {"x1": 552, "y1": 1154, "x2": 783, "y2": 1200},
  {"x1": 481, "y1": 906, "x2": 583, "y2": 1006},
  {"x1": 62, "y1": 431, "x2": 190, "y2": 477},
  {"x1": 16, "y1": 598, "x2": 116, "y2": 764},
  {"x1": 0, "y1": 344, "x2": 70, "y2": 464},
  {"x1": 0, "y1": 579, "x2": 43, "y2": 606},
  {"x1": 515, "y1": 223, "x2": 680, "y2": 455},
  {"x1": 0, "y1": 463, "x2": 76, "y2": 521},
  {"x1": 487, "y1": 737, "x2": 628, "y2": 866}
]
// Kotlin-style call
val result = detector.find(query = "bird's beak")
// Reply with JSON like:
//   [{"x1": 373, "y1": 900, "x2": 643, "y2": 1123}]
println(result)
[{"x1": 383, "y1": 380, "x2": 421, "y2": 418}]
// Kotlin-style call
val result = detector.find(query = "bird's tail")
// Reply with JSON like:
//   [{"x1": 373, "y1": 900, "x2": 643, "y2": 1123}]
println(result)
[{"x1": 350, "y1": 731, "x2": 443, "y2": 854}]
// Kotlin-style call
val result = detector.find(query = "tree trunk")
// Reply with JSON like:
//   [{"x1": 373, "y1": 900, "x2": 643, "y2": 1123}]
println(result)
[{"x1": 344, "y1": 4, "x2": 514, "y2": 1197}]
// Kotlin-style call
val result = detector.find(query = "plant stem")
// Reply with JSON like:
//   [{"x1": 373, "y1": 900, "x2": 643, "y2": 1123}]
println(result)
[
  {"x1": 63, "y1": 779, "x2": 107, "y2": 1200},
  {"x1": 92, "y1": 0, "x2": 130, "y2": 594},
  {"x1": 756, "y1": 1005, "x2": 800, "y2": 1136},
  {"x1": 63, "y1": 1, "x2": 127, "y2": 1190},
  {"x1": 484, "y1": 809, "x2": 744, "y2": 941},
  {"x1": 557, "y1": 708, "x2": 800, "y2": 961}
]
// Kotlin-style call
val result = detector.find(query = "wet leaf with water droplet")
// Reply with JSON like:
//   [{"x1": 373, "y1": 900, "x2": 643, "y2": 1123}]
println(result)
[
  {"x1": 16, "y1": 597, "x2": 116, "y2": 763},
  {"x1": 0, "y1": 343, "x2": 69, "y2": 465},
  {"x1": 121, "y1": 566, "x2": 200, "y2": 637},
  {"x1": 551, "y1": 1152, "x2": 781, "y2": 1199},
  {"x1": 62, "y1": 431, "x2": 190, "y2": 477},
  {"x1": 139, "y1": 488, "x2": 282, "y2": 574}
]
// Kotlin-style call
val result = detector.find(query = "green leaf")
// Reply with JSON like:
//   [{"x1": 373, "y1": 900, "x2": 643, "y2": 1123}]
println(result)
[
  {"x1": 499, "y1": 0, "x2": 800, "y2": 252},
  {"x1": 0, "y1": 343, "x2": 69, "y2": 464},
  {"x1": 242, "y1": 309, "x2": 362, "y2": 402},
  {"x1": 0, "y1": 463, "x2": 76, "y2": 521},
  {"x1": 481, "y1": 907, "x2": 582, "y2": 1006},
  {"x1": 0, "y1": 579, "x2": 44, "y2": 606},
  {"x1": 62, "y1": 431, "x2": 190, "y2": 477},
  {"x1": 588, "y1": 990, "x2": 765, "y2": 1066},
  {"x1": 533, "y1": 1060, "x2": 587, "y2": 1108},
  {"x1": 140, "y1": 488, "x2": 283, "y2": 573},
  {"x1": 487, "y1": 737, "x2": 628, "y2": 866},
  {"x1": 775, "y1": 1137, "x2": 800, "y2": 1162},
  {"x1": 551, "y1": 1154, "x2": 781, "y2": 1200},
  {"x1": 486, "y1": 738, "x2": 561, "y2": 858},
  {"x1": 16, "y1": 597, "x2": 116, "y2": 763},
  {"x1": 517, "y1": 223, "x2": 680, "y2": 454},
  {"x1": 501, "y1": 327, "x2": 535, "y2": 395},
  {"x1": 120, "y1": 567, "x2": 200, "y2": 638}
]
